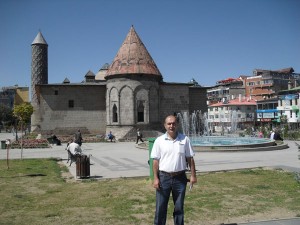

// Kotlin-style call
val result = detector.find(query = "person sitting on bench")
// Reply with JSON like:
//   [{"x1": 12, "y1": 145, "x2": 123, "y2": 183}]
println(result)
[
  {"x1": 66, "y1": 140, "x2": 82, "y2": 165},
  {"x1": 51, "y1": 134, "x2": 61, "y2": 145},
  {"x1": 107, "y1": 131, "x2": 115, "y2": 142}
]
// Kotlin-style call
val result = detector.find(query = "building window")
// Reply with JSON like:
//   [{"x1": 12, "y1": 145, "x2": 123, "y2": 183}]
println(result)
[
  {"x1": 54, "y1": 90, "x2": 58, "y2": 95},
  {"x1": 137, "y1": 101, "x2": 144, "y2": 122},
  {"x1": 113, "y1": 104, "x2": 118, "y2": 122},
  {"x1": 68, "y1": 100, "x2": 74, "y2": 108}
]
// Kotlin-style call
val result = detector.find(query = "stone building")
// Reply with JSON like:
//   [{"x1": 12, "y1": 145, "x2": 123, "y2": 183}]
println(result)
[{"x1": 31, "y1": 26, "x2": 208, "y2": 138}]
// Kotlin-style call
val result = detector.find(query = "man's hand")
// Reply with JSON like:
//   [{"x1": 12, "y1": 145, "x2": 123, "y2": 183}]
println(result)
[
  {"x1": 186, "y1": 157, "x2": 197, "y2": 185},
  {"x1": 189, "y1": 175, "x2": 197, "y2": 185},
  {"x1": 152, "y1": 159, "x2": 160, "y2": 190},
  {"x1": 153, "y1": 177, "x2": 160, "y2": 190}
]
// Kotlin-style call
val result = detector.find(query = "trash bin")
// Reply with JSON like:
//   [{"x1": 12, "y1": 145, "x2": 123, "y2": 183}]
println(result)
[
  {"x1": 76, "y1": 155, "x2": 90, "y2": 178},
  {"x1": 1, "y1": 140, "x2": 6, "y2": 149},
  {"x1": 148, "y1": 138, "x2": 156, "y2": 180}
]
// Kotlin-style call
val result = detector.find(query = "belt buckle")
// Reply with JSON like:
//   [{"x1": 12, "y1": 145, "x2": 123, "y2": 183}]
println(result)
[
  {"x1": 170, "y1": 172, "x2": 177, "y2": 176},
  {"x1": 170, "y1": 171, "x2": 183, "y2": 176}
]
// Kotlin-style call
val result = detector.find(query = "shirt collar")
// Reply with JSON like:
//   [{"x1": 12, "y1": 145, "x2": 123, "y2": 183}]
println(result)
[{"x1": 164, "y1": 132, "x2": 184, "y2": 141}]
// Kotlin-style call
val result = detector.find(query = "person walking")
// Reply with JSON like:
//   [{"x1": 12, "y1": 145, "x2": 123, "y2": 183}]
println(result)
[
  {"x1": 150, "y1": 115, "x2": 197, "y2": 225},
  {"x1": 74, "y1": 129, "x2": 83, "y2": 146},
  {"x1": 270, "y1": 129, "x2": 275, "y2": 140},
  {"x1": 136, "y1": 128, "x2": 144, "y2": 144}
]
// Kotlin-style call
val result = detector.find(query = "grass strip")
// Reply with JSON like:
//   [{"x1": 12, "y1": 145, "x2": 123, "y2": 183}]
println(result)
[{"x1": 0, "y1": 159, "x2": 299, "y2": 225}]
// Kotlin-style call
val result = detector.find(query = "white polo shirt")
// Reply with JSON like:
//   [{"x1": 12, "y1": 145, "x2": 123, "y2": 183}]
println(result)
[{"x1": 150, "y1": 132, "x2": 195, "y2": 173}]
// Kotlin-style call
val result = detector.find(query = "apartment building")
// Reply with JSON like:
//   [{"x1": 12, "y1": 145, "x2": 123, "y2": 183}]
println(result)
[
  {"x1": 245, "y1": 67, "x2": 299, "y2": 101},
  {"x1": 277, "y1": 86, "x2": 300, "y2": 129},
  {"x1": 0, "y1": 86, "x2": 29, "y2": 109},
  {"x1": 256, "y1": 98, "x2": 278, "y2": 128},
  {"x1": 207, "y1": 95, "x2": 256, "y2": 132},
  {"x1": 207, "y1": 77, "x2": 245, "y2": 105}
]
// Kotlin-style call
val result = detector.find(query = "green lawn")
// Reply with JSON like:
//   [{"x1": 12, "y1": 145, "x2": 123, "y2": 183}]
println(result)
[{"x1": 0, "y1": 159, "x2": 299, "y2": 225}]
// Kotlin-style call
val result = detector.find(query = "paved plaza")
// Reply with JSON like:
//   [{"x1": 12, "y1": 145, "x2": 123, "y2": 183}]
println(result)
[
  {"x1": 1, "y1": 132, "x2": 299, "y2": 179},
  {"x1": 1, "y1": 132, "x2": 300, "y2": 224}
]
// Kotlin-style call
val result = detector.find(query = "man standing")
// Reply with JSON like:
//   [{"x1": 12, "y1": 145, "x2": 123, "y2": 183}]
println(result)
[
  {"x1": 151, "y1": 115, "x2": 197, "y2": 225},
  {"x1": 75, "y1": 129, "x2": 83, "y2": 146}
]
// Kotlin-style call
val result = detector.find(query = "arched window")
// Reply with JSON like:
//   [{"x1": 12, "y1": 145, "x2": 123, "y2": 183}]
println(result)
[
  {"x1": 137, "y1": 101, "x2": 144, "y2": 122},
  {"x1": 113, "y1": 104, "x2": 118, "y2": 122}
]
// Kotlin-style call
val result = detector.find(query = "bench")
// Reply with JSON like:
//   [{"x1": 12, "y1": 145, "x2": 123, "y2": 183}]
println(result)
[{"x1": 47, "y1": 137, "x2": 54, "y2": 145}]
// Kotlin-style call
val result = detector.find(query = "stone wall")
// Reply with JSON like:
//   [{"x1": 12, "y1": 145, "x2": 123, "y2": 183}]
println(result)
[
  {"x1": 31, "y1": 79, "x2": 208, "y2": 139},
  {"x1": 159, "y1": 84, "x2": 190, "y2": 122},
  {"x1": 189, "y1": 86, "x2": 208, "y2": 113},
  {"x1": 106, "y1": 76, "x2": 160, "y2": 126},
  {"x1": 32, "y1": 84, "x2": 106, "y2": 135}
]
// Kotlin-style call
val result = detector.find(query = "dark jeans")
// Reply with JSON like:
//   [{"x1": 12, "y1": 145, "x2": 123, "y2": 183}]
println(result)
[
  {"x1": 136, "y1": 136, "x2": 144, "y2": 143},
  {"x1": 154, "y1": 171, "x2": 188, "y2": 225}
]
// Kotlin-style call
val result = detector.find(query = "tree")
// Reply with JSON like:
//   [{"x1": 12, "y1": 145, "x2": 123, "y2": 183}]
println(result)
[
  {"x1": 13, "y1": 102, "x2": 34, "y2": 159},
  {"x1": 0, "y1": 104, "x2": 14, "y2": 130}
]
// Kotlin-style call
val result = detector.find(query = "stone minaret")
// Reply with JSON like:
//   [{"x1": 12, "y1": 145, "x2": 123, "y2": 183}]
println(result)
[{"x1": 31, "y1": 31, "x2": 48, "y2": 132}]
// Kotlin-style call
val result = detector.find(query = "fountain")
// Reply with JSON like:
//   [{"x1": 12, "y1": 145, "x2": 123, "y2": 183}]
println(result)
[
  {"x1": 176, "y1": 111, "x2": 285, "y2": 151},
  {"x1": 231, "y1": 110, "x2": 238, "y2": 133},
  {"x1": 177, "y1": 111, "x2": 210, "y2": 136}
]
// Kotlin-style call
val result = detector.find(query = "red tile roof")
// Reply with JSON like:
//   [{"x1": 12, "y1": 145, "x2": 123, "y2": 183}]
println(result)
[
  {"x1": 106, "y1": 26, "x2": 162, "y2": 79},
  {"x1": 209, "y1": 98, "x2": 257, "y2": 107}
]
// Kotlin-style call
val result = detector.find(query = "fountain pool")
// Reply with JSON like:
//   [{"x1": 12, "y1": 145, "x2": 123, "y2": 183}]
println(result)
[
  {"x1": 174, "y1": 111, "x2": 287, "y2": 151},
  {"x1": 190, "y1": 136, "x2": 277, "y2": 151}
]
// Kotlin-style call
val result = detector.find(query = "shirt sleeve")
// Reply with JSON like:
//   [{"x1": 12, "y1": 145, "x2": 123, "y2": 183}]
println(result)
[
  {"x1": 150, "y1": 138, "x2": 160, "y2": 159},
  {"x1": 185, "y1": 137, "x2": 195, "y2": 157}
]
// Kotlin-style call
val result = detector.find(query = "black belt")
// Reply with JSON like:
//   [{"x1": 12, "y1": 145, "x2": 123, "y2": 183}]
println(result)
[{"x1": 160, "y1": 170, "x2": 185, "y2": 177}]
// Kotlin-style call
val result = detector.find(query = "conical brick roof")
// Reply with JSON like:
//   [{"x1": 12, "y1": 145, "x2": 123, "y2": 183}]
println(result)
[{"x1": 106, "y1": 26, "x2": 162, "y2": 79}]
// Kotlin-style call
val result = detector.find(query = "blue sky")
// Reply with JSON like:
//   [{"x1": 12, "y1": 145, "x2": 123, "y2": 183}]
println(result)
[{"x1": 1, "y1": 0, "x2": 299, "y2": 89}]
